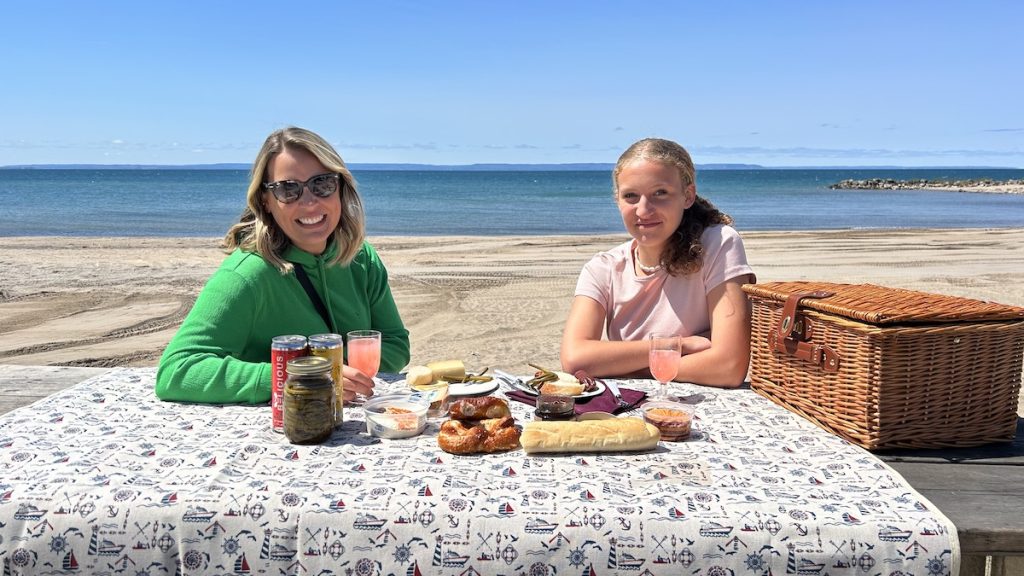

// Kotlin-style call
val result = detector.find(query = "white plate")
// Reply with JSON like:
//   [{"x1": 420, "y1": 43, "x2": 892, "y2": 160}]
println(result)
[
  {"x1": 402, "y1": 375, "x2": 498, "y2": 397},
  {"x1": 448, "y1": 379, "x2": 499, "y2": 397},
  {"x1": 511, "y1": 379, "x2": 606, "y2": 400}
]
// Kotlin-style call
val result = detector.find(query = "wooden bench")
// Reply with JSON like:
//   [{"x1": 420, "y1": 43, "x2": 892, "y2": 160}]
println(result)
[
  {"x1": 880, "y1": 419, "x2": 1024, "y2": 576},
  {"x1": 0, "y1": 365, "x2": 112, "y2": 414}
]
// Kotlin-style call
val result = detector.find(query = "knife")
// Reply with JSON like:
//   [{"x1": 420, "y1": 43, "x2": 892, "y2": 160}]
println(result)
[
  {"x1": 493, "y1": 370, "x2": 528, "y2": 391},
  {"x1": 603, "y1": 379, "x2": 629, "y2": 410}
]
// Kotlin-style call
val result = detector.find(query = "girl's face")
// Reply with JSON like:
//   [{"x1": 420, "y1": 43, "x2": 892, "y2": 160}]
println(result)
[
  {"x1": 615, "y1": 159, "x2": 695, "y2": 250},
  {"x1": 263, "y1": 147, "x2": 342, "y2": 255}
]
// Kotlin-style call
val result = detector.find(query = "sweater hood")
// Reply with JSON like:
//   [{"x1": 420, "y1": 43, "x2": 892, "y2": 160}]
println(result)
[{"x1": 283, "y1": 238, "x2": 340, "y2": 269}]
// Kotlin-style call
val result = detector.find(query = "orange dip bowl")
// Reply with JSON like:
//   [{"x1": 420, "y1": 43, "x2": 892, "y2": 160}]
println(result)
[{"x1": 642, "y1": 401, "x2": 694, "y2": 441}]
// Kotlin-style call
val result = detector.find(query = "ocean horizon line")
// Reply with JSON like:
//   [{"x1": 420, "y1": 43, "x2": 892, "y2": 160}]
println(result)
[
  {"x1": 2, "y1": 162, "x2": 1021, "y2": 171},
  {"x1": 3, "y1": 168, "x2": 1022, "y2": 235}
]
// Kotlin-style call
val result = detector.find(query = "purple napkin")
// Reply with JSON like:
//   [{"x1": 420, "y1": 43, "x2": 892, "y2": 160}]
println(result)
[{"x1": 505, "y1": 386, "x2": 647, "y2": 415}]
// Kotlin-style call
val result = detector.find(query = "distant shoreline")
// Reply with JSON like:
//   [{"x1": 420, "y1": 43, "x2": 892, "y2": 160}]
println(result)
[
  {"x1": 831, "y1": 178, "x2": 1024, "y2": 195},
  {"x1": 2, "y1": 163, "x2": 1022, "y2": 171}
]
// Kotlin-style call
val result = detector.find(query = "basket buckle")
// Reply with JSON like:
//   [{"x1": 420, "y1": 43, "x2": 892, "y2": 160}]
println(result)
[{"x1": 771, "y1": 291, "x2": 840, "y2": 372}]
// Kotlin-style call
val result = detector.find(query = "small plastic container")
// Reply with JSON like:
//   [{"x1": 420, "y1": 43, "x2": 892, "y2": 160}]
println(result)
[
  {"x1": 534, "y1": 394, "x2": 575, "y2": 421},
  {"x1": 414, "y1": 382, "x2": 450, "y2": 418},
  {"x1": 363, "y1": 394, "x2": 429, "y2": 439},
  {"x1": 642, "y1": 401, "x2": 695, "y2": 441}
]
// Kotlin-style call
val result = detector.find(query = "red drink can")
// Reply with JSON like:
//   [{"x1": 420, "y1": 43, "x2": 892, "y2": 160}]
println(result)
[{"x1": 271, "y1": 335, "x2": 308, "y2": 433}]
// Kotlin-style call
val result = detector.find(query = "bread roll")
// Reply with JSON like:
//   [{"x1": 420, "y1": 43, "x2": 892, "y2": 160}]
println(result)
[
  {"x1": 406, "y1": 365, "x2": 435, "y2": 387},
  {"x1": 408, "y1": 360, "x2": 466, "y2": 390},
  {"x1": 520, "y1": 418, "x2": 660, "y2": 454},
  {"x1": 539, "y1": 381, "x2": 585, "y2": 396},
  {"x1": 537, "y1": 371, "x2": 584, "y2": 396}
]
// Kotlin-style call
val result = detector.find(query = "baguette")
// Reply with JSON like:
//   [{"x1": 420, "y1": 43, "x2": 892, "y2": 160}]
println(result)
[{"x1": 520, "y1": 418, "x2": 660, "y2": 454}]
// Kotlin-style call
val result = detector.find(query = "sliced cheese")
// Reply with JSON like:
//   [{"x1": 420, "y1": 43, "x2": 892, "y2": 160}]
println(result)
[{"x1": 426, "y1": 359, "x2": 466, "y2": 381}]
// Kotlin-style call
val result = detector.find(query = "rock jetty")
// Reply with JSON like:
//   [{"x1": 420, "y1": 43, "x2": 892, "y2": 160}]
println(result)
[{"x1": 830, "y1": 178, "x2": 1024, "y2": 194}]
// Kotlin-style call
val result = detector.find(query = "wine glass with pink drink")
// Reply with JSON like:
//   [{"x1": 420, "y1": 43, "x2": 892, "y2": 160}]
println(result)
[
  {"x1": 347, "y1": 330, "x2": 381, "y2": 403},
  {"x1": 648, "y1": 333, "x2": 681, "y2": 400}
]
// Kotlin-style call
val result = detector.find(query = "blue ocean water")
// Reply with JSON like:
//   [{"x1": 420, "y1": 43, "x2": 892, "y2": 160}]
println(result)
[{"x1": 1, "y1": 168, "x2": 1022, "y2": 236}]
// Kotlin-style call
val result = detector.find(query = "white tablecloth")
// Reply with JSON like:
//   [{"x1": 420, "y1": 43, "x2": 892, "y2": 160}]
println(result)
[{"x1": 0, "y1": 368, "x2": 958, "y2": 575}]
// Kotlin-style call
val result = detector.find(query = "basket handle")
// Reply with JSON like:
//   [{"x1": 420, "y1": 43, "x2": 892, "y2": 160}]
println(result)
[{"x1": 769, "y1": 291, "x2": 841, "y2": 372}]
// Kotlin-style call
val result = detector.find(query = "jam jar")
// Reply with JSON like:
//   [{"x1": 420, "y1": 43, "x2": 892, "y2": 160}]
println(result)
[
  {"x1": 534, "y1": 394, "x2": 576, "y2": 421},
  {"x1": 283, "y1": 356, "x2": 336, "y2": 444}
]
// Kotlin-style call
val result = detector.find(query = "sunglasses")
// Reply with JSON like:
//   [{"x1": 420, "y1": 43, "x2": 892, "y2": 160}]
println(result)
[{"x1": 263, "y1": 173, "x2": 341, "y2": 204}]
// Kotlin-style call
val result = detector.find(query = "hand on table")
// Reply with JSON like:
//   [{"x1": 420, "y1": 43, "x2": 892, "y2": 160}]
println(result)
[
  {"x1": 681, "y1": 335, "x2": 712, "y2": 355},
  {"x1": 341, "y1": 364, "x2": 375, "y2": 404}
]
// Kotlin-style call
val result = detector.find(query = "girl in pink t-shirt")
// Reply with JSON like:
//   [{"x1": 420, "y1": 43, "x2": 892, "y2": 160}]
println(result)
[{"x1": 560, "y1": 138, "x2": 755, "y2": 388}]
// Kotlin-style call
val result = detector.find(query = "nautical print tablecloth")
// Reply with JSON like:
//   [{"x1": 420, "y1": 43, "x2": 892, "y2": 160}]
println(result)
[{"x1": 0, "y1": 368, "x2": 958, "y2": 576}]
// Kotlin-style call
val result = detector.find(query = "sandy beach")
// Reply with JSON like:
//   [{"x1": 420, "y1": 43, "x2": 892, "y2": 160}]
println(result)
[
  {"x1": 1, "y1": 227, "x2": 1021, "y2": 371},
  {"x1": 1, "y1": 229, "x2": 1022, "y2": 415}
]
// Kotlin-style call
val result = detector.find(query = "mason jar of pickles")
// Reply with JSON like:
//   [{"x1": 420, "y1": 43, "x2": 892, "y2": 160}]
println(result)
[
  {"x1": 308, "y1": 333, "x2": 344, "y2": 425},
  {"x1": 282, "y1": 356, "x2": 335, "y2": 444}
]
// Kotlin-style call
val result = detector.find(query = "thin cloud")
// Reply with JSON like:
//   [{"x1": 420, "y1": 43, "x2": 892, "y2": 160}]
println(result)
[
  {"x1": 0, "y1": 139, "x2": 252, "y2": 151},
  {"x1": 983, "y1": 128, "x2": 1024, "y2": 133},
  {"x1": 693, "y1": 145, "x2": 1024, "y2": 159},
  {"x1": 337, "y1": 142, "x2": 440, "y2": 151}
]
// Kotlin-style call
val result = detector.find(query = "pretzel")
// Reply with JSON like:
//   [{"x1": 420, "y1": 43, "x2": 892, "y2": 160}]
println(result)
[
  {"x1": 438, "y1": 416, "x2": 520, "y2": 454},
  {"x1": 447, "y1": 397, "x2": 511, "y2": 421}
]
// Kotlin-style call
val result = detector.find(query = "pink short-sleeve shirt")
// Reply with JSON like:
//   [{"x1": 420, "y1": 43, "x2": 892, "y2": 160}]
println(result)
[{"x1": 574, "y1": 225, "x2": 755, "y2": 341}]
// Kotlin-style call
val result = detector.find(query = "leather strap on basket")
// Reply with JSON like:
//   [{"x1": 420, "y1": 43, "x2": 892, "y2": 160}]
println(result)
[{"x1": 769, "y1": 290, "x2": 841, "y2": 373}]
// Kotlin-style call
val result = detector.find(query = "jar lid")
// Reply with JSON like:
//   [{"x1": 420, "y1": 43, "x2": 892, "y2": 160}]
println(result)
[{"x1": 286, "y1": 356, "x2": 332, "y2": 375}]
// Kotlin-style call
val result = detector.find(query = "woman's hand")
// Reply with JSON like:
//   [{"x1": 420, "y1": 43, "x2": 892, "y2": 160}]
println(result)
[{"x1": 340, "y1": 364, "x2": 376, "y2": 404}]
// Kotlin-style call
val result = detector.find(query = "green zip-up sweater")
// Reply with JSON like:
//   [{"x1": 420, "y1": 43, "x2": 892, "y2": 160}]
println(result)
[{"x1": 155, "y1": 240, "x2": 410, "y2": 404}]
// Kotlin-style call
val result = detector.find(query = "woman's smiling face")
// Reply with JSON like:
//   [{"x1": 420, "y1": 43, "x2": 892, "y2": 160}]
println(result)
[{"x1": 263, "y1": 146, "x2": 342, "y2": 255}]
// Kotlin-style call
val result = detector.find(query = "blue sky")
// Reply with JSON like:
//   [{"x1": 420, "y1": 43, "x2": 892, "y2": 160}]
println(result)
[{"x1": 2, "y1": 1, "x2": 1021, "y2": 167}]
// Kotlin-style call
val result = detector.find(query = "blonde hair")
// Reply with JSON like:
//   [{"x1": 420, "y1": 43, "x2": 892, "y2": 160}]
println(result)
[
  {"x1": 613, "y1": 138, "x2": 733, "y2": 276},
  {"x1": 224, "y1": 127, "x2": 365, "y2": 273}
]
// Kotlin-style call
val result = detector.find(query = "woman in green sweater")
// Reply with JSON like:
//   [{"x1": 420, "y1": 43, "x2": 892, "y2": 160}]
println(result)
[{"x1": 156, "y1": 127, "x2": 410, "y2": 404}]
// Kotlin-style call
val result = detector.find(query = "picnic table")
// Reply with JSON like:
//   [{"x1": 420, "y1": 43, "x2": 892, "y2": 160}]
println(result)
[{"x1": 0, "y1": 367, "x2": 962, "y2": 575}]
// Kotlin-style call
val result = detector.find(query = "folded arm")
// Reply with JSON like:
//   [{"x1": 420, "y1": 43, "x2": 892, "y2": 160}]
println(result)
[
  {"x1": 156, "y1": 270, "x2": 271, "y2": 404},
  {"x1": 560, "y1": 276, "x2": 752, "y2": 388}
]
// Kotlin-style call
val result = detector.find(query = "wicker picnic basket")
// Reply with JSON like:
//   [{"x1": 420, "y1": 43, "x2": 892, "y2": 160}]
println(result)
[{"x1": 743, "y1": 281, "x2": 1024, "y2": 450}]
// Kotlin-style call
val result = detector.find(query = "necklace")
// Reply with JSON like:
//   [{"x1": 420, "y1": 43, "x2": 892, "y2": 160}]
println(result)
[{"x1": 633, "y1": 246, "x2": 662, "y2": 274}]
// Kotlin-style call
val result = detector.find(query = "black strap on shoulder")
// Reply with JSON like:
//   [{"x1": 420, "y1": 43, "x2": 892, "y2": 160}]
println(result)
[{"x1": 293, "y1": 265, "x2": 332, "y2": 330}]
